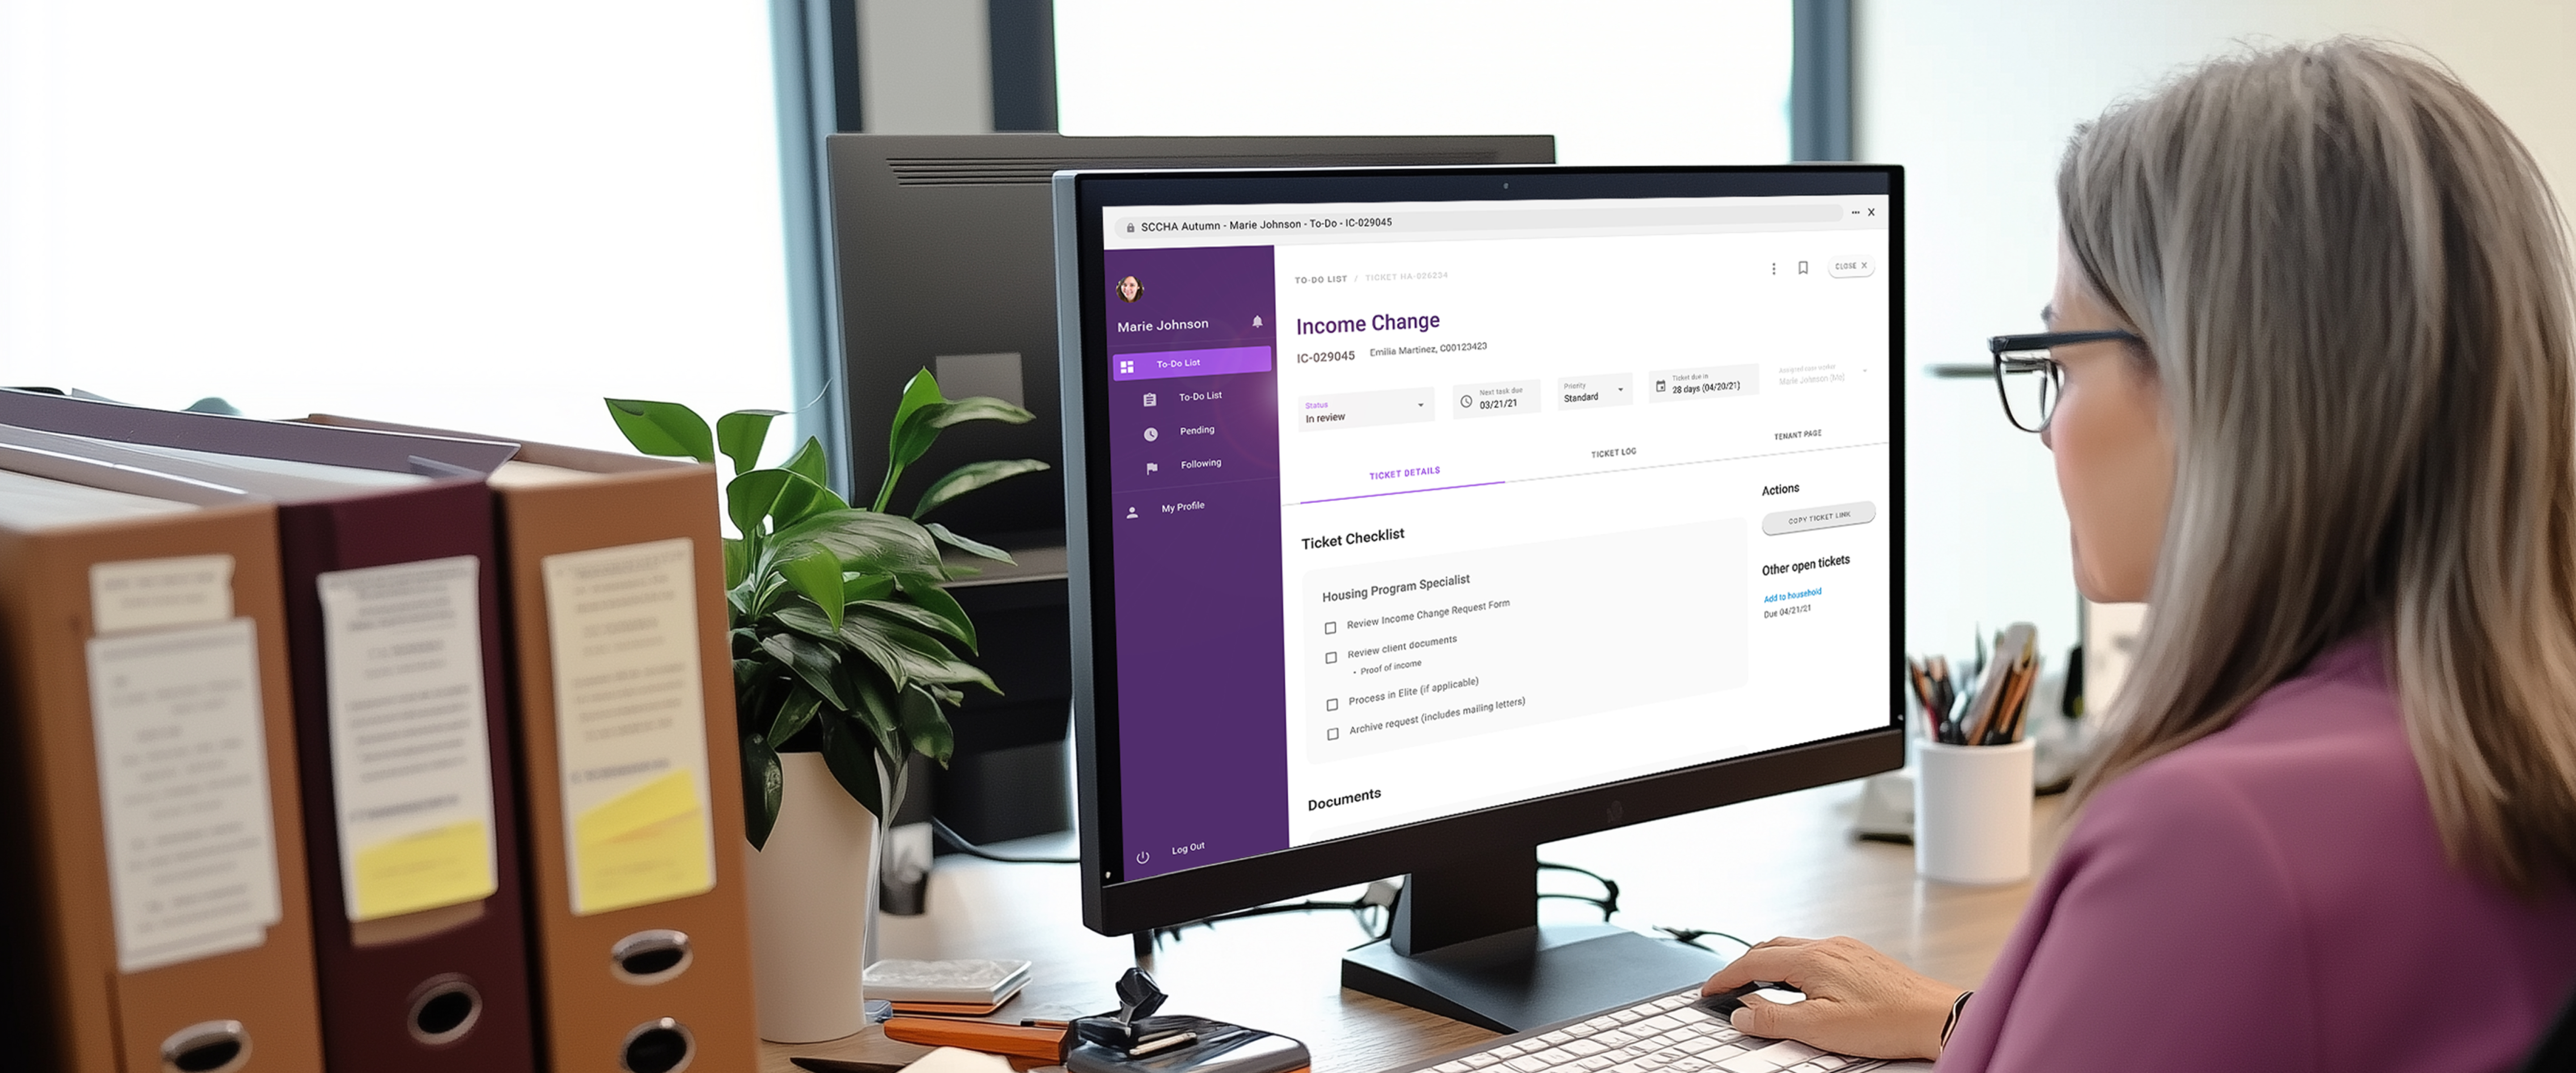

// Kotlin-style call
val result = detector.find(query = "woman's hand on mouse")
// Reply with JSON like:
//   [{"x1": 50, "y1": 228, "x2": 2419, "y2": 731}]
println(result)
[{"x1": 1700, "y1": 935, "x2": 1961, "y2": 1060}]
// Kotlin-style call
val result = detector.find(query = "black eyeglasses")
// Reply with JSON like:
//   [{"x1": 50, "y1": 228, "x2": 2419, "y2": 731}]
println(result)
[{"x1": 1986, "y1": 330, "x2": 2142, "y2": 433}]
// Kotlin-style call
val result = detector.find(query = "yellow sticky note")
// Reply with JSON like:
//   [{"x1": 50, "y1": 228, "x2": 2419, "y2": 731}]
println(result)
[
  {"x1": 350, "y1": 820, "x2": 496, "y2": 921},
  {"x1": 572, "y1": 769, "x2": 714, "y2": 915}
]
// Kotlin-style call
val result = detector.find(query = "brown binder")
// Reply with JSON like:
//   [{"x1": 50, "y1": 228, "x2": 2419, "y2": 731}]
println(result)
[
  {"x1": 309, "y1": 417, "x2": 759, "y2": 1073},
  {"x1": 0, "y1": 465, "x2": 327, "y2": 1072},
  {"x1": 0, "y1": 401, "x2": 543, "y2": 1071}
]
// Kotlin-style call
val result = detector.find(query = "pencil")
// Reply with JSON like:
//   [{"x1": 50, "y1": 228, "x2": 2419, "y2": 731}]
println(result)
[{"x1": 1991, "y1": 658, "x2": 2036, "y2": 745}]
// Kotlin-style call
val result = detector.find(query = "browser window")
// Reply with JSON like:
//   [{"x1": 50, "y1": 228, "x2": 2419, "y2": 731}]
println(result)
[{"x1": 1092, "y1": 185, "x2": 1893, "y2": 879}]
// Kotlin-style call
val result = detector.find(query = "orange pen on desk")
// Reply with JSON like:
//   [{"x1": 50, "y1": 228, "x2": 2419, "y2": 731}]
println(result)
[{"x1": 884, "y1": 1017, "x2": 1072, "y2": 1063}]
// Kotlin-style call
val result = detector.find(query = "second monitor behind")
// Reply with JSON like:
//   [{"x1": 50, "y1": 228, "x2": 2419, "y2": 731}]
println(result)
[{"x1": 823, "y1": 133, "x2": 1555, "y2": 540}]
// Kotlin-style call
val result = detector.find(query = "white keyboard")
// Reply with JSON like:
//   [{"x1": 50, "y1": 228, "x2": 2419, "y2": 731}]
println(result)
[{"x1": 1390, "y1": 987, "x2": 1885, "y2": 1073}]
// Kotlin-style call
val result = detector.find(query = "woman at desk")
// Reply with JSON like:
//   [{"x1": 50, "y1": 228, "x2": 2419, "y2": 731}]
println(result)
[{"x1": 1703, "y1": 40, "x2": 2576, "y2": 1071}]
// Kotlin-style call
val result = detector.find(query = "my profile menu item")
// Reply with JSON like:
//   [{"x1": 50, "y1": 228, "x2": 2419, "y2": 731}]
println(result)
[{"x1": 1096, "y1": 183, "x2": 1894, "y2": 878}]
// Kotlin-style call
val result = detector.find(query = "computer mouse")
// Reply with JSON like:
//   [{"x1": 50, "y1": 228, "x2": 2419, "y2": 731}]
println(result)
[{"x1": 1696, "y1": 980, "x2": 1802, "y2": 1019}]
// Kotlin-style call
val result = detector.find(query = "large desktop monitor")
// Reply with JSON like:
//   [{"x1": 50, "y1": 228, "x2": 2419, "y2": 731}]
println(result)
[
  {"x1": 821, "y1": 135, "x2": 1555, "y2": 845},
  {"x1": 824, "y1": 134, "x2": 1556, "y2": 542},
  {"x1": 1055, "y1": 165, "x2": 1906, "y2": 1031}
]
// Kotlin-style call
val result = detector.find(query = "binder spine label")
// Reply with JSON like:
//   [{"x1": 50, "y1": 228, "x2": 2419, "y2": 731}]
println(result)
[
  {"x1": 541, "y1": 537, "x2": 717, "y2": 915},
  {"x1": 317, "y1": 555, "x2": 501, "y2": 921},
  {"x1": 87, "y1": 618, "x2": 286, "y2": 972},
  {"x1": 90, "y1": 554, "x2": 235, "y2": 634}
]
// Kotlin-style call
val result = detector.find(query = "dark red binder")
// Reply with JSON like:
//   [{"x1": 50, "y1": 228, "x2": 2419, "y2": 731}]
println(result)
[{"x1": 274, "y1": 480, "x2": 539, "y2": 1073}]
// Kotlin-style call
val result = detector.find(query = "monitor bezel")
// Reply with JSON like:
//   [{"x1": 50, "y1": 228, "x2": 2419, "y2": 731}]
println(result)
[{"x1": 1055, "y1": 164, "x2": 1908, "y2": 936}]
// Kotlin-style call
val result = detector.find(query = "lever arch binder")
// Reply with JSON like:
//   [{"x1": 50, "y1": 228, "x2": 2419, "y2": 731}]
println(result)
[
  {"x1": 307, "y1": 415, "x2": 759, "y2": 1073},
  {"x1": 0, "y1": 462, "x2": 328, "y2": 1072}
]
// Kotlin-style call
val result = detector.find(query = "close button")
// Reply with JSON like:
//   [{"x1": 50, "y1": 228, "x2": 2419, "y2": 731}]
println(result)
[{"x1": 1829, "y1": 257, "x2": 1876, "y2": 279}]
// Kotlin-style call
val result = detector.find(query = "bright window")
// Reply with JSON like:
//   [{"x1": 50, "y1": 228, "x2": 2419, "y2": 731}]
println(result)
[
  {"x1": 0, "y1": 2, "x2": 797, "y2": 452},
  {"x1": 1054, "y1": 0, "x2": 1794, "y2": 166}
]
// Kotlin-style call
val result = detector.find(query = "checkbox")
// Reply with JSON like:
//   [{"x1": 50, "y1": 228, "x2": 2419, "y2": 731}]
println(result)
[
  {"x1": 1325, "y1": 651, "x2": 1338, "y2": 664},
  {"x1": 1326, "y1": 727, "x2": 1340, "y2": 740},
  {"x1": 1324, "y1": 621, "x2": 1337, "y2": 634},
  {"x1": 1326, "y1": 698, "x2": 1340, "y2": 712}
]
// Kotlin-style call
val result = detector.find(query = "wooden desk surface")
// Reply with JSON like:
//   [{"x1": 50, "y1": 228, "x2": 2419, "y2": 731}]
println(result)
[{"x1": 759, "y1": 780, "x2": 2067, "y2": 1073}]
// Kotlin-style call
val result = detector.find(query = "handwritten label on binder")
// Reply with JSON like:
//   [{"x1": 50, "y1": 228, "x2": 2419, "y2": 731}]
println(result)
[
  {"x1": 91, "y1": 554, "x2": 234, "y2": 634},
  {"x1": 542, "y1": 538, "x2": 716, "y2": 915},
  {"x1": 317, "y1": 556, "x2": 500, "y2": 921},
  {"x1": 88, "y1": 619, "x2": 285, "y2": 972}
]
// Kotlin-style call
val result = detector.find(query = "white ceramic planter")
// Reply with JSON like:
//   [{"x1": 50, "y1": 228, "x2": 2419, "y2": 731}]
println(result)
[{"x1": 745, "y1": 751, "x2": 880, "y2": 1043}]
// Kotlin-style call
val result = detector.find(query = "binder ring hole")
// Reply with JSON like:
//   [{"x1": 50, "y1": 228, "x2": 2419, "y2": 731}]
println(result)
[
  {"x1": 161, "y1": 1020, "x2": 250, "y2": 1073},
  {"x1": 406, "y1": 975, "x2": 484, "y2": 1046},
  {"x1": 610, "y1": 929, "x2": 695, "y2": 984},
  {"x1": 620, "y1": 1018, "x2": 695, "y2": 1073}
]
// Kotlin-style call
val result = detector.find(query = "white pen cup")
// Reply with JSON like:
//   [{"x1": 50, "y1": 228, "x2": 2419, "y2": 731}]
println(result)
[{"x1": 1913, "y1": 737, "x2": 2036, "y2": 884}]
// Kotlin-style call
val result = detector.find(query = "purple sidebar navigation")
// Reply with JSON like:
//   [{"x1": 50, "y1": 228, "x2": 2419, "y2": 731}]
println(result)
[{"x1": 1100, "y1": 245, "x2": 1289, "y2": 880}]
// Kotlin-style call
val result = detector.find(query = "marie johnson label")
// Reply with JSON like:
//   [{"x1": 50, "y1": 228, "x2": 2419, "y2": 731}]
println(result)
[
  {"x1": 317, "y1": 556, "x2": 500, "y2": 921},
  {"x1": 542, "y1": 538, "x2": 715, "y2": 915}
]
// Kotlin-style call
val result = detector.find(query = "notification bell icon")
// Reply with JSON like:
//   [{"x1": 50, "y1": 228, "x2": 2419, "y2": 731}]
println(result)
[{"x1": 1253, "y1": 315, "x2": 1263, "y2": 327}]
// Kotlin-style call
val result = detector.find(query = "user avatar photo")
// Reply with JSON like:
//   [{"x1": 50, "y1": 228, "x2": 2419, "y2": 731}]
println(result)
[{"x1": 1116, "y1": 275, "x2": 1144, "y2": 303}]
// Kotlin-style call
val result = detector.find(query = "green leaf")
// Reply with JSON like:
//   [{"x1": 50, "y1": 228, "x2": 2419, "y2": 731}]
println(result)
[
  {"x1": 715, "y1": 409, "x2": 784, "y2": 474},
  {"x1": 912, "y1": 458, "x2": 1051, "y2": 519},
  {"x1": 885, "y1": 370, "x2": 947, "y2": 459},
  {"x1": 726, "y1": 469, "x2": 792, "y2": 540},
  {"x1": 843, "y1": 616, "x2": 999, "y2": 693},
  {"x1": 769, "y1": 470, "x2": 846, "y2": 528},
  {"x1": 732, "y1": 658, "x2": 766, "y2": 692},
  {"x1": 855, "y1": 600, "x2": 974, "y2": 653},
  {"x1": 926, "y1": 522, "x2": 1015, "y2": 563},
  {"x1": 780, "y1": 435, "x2": 830, "y2": 488},
  {"x1": 742, "y1": 733, "x2": 783, "y2": 849},
  {"x1": 926, "y1": 395, "x2": 1037, "y2": 429},
  {"x1": 844, "y1": 672, "x2": 905, "y2": 756},
  {"x1": 843, "y1": 573, "x2": 899, "y2": 603},
  {"x1": 895, "y1": 574, "x2": 977, "y2": 652},
  {"x1": 766, "y1": 685, "x2": 824, "y2": 746},
  {"x1": 818, "y1": 709, "x2": 889, "y2": 820},
  {"x1": 757, "y1": 631, "x2": 848, "y2": 710},
  {"x1": 605, "y1": 398, "x2": 715, "y2": 463},
  {"x1": 778, "y1": 545, "x2": 844, "y2": 631},
  {"x1": 898, "y1": 685, "x2": 956, "y2": 766},
  {"x1": 771, "y1": 602, "x2": 839, "y2": 642},
  {"x1": 767, "y1": 510, "x2": 945, "y2": 575},
  {"x1": 721, "y1": 537, "x2": 751, "y2": 590}
]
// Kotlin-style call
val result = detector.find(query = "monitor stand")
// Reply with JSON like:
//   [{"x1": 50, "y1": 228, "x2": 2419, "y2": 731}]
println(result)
[{"x1": 1341, "y1": 849, "x2": 1727, "y2": 1033}]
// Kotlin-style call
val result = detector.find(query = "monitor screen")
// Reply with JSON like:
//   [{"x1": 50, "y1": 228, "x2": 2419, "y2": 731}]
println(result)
[{"x1": 1062, "y1": 167, "x2": 1899, "y2": 888}]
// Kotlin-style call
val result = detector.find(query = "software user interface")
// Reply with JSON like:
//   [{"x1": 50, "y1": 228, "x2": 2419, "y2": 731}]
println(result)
[{"x1": 1093, "y1": 175, "x2": 1893, "y2": 880}]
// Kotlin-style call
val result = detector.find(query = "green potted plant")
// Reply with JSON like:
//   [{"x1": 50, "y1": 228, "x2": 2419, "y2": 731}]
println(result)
[{"x1": 605, "y1": 371, "x2": 1046, "y2": 1043}]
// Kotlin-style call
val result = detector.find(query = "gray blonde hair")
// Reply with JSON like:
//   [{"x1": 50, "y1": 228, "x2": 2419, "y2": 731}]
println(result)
[{"x1": 2062, "y1": 39, "x2": 2576, "y2": 891}]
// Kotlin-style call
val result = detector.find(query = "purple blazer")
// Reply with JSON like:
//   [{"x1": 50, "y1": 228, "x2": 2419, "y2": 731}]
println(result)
[{"x1": 1939, "y1": 637, "x2": 2576, "y2": 1072}]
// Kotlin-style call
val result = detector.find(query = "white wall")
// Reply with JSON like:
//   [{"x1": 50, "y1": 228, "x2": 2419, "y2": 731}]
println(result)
[
  {"x1": 1055, "y1": 0, "x2": 1794, "y2": 166},
  {"x1": 861, "y1": 0, "x2": 993, "y2": 134},
  {"x1": 1860, "y1": 0, "x2": 2576, "y2": 662},
  {"x1": 0, "y1": 3, "x2": 795, "y2": 452}
]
